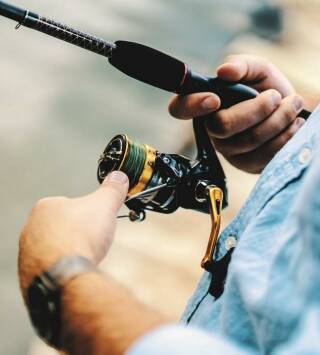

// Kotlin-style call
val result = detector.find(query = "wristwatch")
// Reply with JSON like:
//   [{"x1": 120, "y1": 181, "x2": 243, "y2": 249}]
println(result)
[{"x1": 26, "y1": 255, "x2": 96, "y2": 349}]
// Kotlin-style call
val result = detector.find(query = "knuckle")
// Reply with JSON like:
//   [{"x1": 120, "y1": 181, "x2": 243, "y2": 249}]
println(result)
[
  {"x1": 33, "y1": 196, "x2": 68, "y2": 212},
  {"x1": 255, "y1": 56, "x2": 274, "y2": 74},
  {"x1": 168, "y1": 98, "x2": 180, "y2": 118},
  {"x1": 261, "y1": 60, "x2": 273, "y2": 74},
  {"x1": 249, "y1": 128, "x2": 263, "y2": 146},
  {"x1": 259, "y1": 96, "x2": 274, "y2": 117},
  {"x1": 282, "y1": 103, "x2": 296, "y2": 121},
  {"x1": 212, "y1": 138, "x2": 228, "y2": 156},
  {"x1": 169, "y1": 96, "x2": 192, "y2": 119},
  {"x1": 281, "y1": 95, "x2": 299, "y2": 118},
  {"x1": 219, "y1": 118, "x2": 232, "y2": 138},
  {"x1": 212, "y1": 112, "x2": 232, "y2": 138},
  {"x1": 268, "y1": 119, "x2": 284, "y2": 135}
]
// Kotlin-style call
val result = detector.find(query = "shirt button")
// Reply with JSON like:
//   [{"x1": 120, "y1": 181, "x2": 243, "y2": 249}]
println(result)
[
  {"x1": 225, "y1": 236, "x2": 237, "y2": 251},
  {"x1": 298, "y1": 148, "x2": 312, "y2": 165}
]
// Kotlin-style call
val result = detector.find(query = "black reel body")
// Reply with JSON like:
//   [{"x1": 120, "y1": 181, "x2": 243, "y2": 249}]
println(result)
[{"x1": 97, "y1": 126, "x2": 228, "y2": 220}]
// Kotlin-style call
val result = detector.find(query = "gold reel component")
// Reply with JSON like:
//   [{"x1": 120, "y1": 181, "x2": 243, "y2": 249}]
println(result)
[
  {"x1": 97, "y1": 134, "x2": 157, "y2": 197},
  {"x1": 201, "y1": 186, "x2": 223, "y2": 269},
  {"x1": 128, "y1": 144, "x2": 157, "y2": 196}
]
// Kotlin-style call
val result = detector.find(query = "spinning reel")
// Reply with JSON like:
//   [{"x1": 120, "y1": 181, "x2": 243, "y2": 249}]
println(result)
[{"x1": 98, "y1": 122, "x2": 227, "y2": 218}]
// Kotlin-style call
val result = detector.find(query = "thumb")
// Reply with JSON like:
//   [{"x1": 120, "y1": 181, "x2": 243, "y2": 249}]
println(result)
[
  {"x1": 94, "y1": 171, "x2": 129, "y2": 216},
  {"x1": 216, "y1": 55, "x2": 268, "y2": 82},
  {"x1": 216, "y1": 55, "x2": 294, "y2": 96}
]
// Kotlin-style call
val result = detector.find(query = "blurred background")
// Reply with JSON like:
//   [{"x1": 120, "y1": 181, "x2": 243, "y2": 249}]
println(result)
[{"x1": 0, "y1": 0, "x2": 320, "y2": 354}]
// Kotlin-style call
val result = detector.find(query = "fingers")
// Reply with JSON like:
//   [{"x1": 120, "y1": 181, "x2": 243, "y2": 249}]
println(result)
[
  {"x1": 93, "y1": 171, "x2": 129, "y2": 216},
  {"x1": 213, "y1": 94, "x2": 304, "y2": 156},
  {"x1": 168, "y1": 92, "x2": 220, "y2": 119},
  {"x1": 226, "y1": 117, "x2": 305, "y2": 173},
  {"x1": 167, "y1": 55, "x2": 300, "y2": 173},
  {"x1": 168, "y1": 55, "x2": 294, "y2": 124},
  {"x1": 216, "y1": 55, "x2": 295, "y2": 96},
  {"x1": 207, "y1": 89, "x2": 282, "y2": 139}
]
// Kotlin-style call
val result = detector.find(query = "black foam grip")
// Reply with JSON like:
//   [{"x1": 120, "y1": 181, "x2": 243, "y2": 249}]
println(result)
[{"x1": 109, "y1": 41, "x2": 186, "y2": 92}]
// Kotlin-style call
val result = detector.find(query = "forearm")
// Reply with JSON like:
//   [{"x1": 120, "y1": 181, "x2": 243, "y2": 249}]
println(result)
[{"x1": 61, "y1": 272, "x2": 167, "y2": 355}]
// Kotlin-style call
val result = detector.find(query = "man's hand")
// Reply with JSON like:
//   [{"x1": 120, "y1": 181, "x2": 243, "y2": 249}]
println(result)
[
  {"x1": 18, "y1": 171, "x2": 129, "y2": 296},
  {"x1": 18, "y1": 172, "x2": 166, "y2": 355},
  {"x1": 169, "y1": 55, "x2": 305, "y2": 173}
]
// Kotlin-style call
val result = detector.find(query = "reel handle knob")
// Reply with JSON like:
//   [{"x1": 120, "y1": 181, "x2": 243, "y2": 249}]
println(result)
[{"x1": 201, "y1": 185, "x2": 223, "y2": 270}]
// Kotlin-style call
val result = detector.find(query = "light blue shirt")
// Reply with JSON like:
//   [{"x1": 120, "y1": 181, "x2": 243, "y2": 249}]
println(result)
[{"x1": 128, "y1": 106, "x2": 320, "y2": 354}]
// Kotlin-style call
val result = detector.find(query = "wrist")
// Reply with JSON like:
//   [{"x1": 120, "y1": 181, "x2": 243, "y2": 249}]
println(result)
[{"x1": 19, "y1": 237, "x2": 96, "y2": 297}]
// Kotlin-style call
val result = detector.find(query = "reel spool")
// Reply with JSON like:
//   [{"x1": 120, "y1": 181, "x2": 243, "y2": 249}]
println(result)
[
  {"x1": 98, "y1": 135, "x2": 187, "y2": 218},
  {"x1": 98, "y1": 134, "x2": 157, "y2": 197}
]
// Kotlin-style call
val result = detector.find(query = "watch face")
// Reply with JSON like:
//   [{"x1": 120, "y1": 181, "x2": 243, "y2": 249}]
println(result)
[{"x1": 27, "y1": 276, "x2": 61, "y2": 347}]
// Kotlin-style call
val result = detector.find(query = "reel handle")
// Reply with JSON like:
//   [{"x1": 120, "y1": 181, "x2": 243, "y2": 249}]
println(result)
[{"x1": 179, "y1": 73, "x2": 259, "y2": 202}]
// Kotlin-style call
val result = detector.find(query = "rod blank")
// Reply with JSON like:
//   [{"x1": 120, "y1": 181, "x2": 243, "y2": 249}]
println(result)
[
  {"x1": 0, "y1": 1, "x2": 26, "y2": 22},
  {"x1": 0, "y1": 0, "x2": 116, "y2": 58}
]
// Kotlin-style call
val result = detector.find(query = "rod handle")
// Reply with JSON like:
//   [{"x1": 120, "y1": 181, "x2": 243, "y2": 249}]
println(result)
[{"x1": 179, "y1": 69, "x2": 311, "y2": 118}]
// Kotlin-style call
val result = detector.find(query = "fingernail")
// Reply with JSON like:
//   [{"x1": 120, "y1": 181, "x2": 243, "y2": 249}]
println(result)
[
  {"x1": 201, "y1": 96, "x2": 219, "y2": 110},
  {"x1": 293, "y1": 96, "x2": 304, "y2": 113},
  {"x1": 105, "y1": 171, "x2": 128, "y2": 184}
]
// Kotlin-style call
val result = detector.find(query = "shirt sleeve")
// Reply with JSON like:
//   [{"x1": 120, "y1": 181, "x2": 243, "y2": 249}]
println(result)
[{"x1": 126, "y1": 325, "x2": 254, "y2": 355}]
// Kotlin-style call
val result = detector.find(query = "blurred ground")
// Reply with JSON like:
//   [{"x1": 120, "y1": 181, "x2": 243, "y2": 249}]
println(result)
[{"x1": 0, "y1": 1, "x2": 319, "y2": 354}]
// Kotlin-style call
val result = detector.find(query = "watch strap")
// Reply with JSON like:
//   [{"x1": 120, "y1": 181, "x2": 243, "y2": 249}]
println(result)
[
  {"x1": 43, "y1": 255, "x2": 96, "y2": 290},
  {"x1": 27, "y1": 255, "x2": 96, "y2": 349}
]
